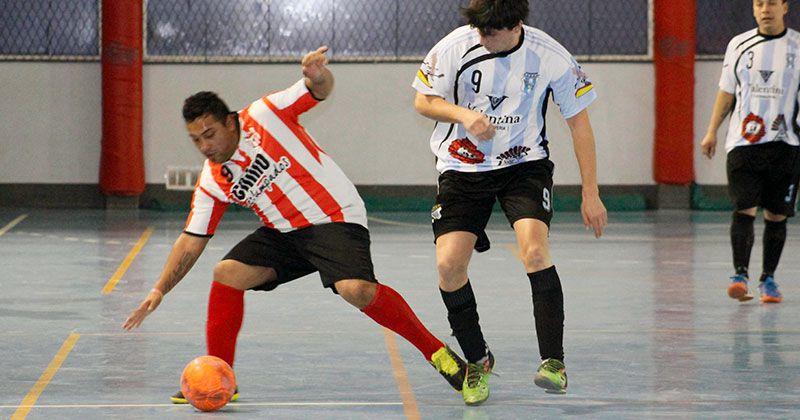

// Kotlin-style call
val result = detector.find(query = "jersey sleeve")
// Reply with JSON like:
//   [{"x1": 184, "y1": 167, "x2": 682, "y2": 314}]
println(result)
[
  {"x1": 549, "y1": 54, "x2": 598, "y2": 119},
  {"x1": 719, "y1": 38, "x2": 738, "y2": 93},
  {"x1": 412, "y1": 41, "x2": 458, "y2": 98},
  {"x1": 183, "y1": 164, "x2": 230, "y2": 237},
  {"x1": 265, "y1": 79, "x2": 320, "y2": 122}
]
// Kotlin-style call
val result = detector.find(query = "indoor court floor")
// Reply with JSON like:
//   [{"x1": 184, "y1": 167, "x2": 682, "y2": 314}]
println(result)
[{"x1": 1, "y1": 208, "x2": 799, "y2": 419}]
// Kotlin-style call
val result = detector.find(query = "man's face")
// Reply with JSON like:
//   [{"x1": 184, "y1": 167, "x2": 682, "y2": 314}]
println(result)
[
  {"x1": 753, "y1": 0, "x2": 788, "y2": 34},
  {"x1": 186, "y1": 113, "x2": 239, "y2": 163},
  {"x1": 478, "y1": 23, "x2": 522, "y2": 53}
]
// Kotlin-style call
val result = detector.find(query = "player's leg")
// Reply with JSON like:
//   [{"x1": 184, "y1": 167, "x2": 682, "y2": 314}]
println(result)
[
  {"x1": 726, "y1": 147, "x2": 761, "y2": 301},
  {"x1": 431, "y1": 171, "x2": 497, "y2": 405},
  {"x1": 757, "y1": 146, "x2": 797, "y2": 303},
  {"x1": 296, "y1": 222, "x2": 467, "y2": 392}
]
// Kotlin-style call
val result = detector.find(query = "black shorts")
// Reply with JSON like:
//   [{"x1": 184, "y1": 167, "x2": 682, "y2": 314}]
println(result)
[
  {"x1": 432, "y1": 160, "x2": 554, "y2": 252},
  {"x1": 727, "y1": 141, "x2": 800, "y2": 216},
  {"x1": 223, "y1": 222, "x2": 377, "y2": 292}
]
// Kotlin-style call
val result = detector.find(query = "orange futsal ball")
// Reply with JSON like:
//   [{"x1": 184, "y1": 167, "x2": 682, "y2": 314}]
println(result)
[{"x1": 180, "y1": 355, "x2": 237, "y2": 412}]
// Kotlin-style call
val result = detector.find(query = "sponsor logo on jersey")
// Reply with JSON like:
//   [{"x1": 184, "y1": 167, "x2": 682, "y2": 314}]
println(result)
[
  {"x1": 466, "y1": 103, "x2": 521, "y2": 128},
  {"x1": 487, "y1": 95, "x2": 508, "y2": 110},
  {"x1": 742, "y1": 113, "x2": 766, "y2": 143},
  {"x1": 759, "y1": 70, "x2": 774, "y2": 83},
  {"x1": 572, "y1": 66, "x2": 594, "y2": 98},
  {"x1": 522, "y1": 72, "x2": 539, "y2": 93},
  {"x1": 230, "y1": 154, "x2": 292, "y2": 204},
  {"x1": 749, "y1": 83, "x2": 784, "y2": 98},
  {"x1": 771, "y1": 114, "x2": 788, "y2": 141},
  {"x1": 496, "y1": 145, "x2": 531, "y2": 166},
  {"x1": 417, "y1": 54, "x2": 444, "y2": 88},
  {"x1": 448, "y1": 138, "x2": 485, "y2": 164}
]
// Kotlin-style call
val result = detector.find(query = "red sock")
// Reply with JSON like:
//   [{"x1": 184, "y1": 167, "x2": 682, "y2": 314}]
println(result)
[
  {"x1": 361, "y1": 283, "x2": 444, "y2": 360},
  {"x1": 206, "y1": 281, "x2": 244, "y2": 367}
]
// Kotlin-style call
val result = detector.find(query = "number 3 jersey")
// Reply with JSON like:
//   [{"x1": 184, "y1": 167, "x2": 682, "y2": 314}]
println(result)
[
  {"x1": 720, "y1": 28, "x2": 800, "y2": 152},
  {"x1": 412, "y1": 25, "x2": 597, "y2": 173},
  {"x1": 184, "y1": 79, "x2": 367, "y2": 236}
]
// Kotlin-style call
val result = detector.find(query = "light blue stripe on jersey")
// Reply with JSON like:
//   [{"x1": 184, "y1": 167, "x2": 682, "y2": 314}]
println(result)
[
  {"x1": 486, "y1": 56, "x2": 511, "y2": 160},
  {"x1": 510, "y1": 49, "x2": 541, "y2": 157},
  {"x1": 758, "y1": 40, "x2": 776, "y2": 120}
]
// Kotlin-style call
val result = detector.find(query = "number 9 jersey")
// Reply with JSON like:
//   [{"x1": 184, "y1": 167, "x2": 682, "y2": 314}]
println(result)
[{"x1": 412, "y1": 25, "x2": 597, "y2": 173}]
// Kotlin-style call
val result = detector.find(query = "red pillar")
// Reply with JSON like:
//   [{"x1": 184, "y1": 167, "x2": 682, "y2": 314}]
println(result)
[
  {"x1": 100, "y1": 0, "x2": 144, "y2": 196},
  {"x1": 653, "y1": 0, "x2": 696, "y2": 185}
]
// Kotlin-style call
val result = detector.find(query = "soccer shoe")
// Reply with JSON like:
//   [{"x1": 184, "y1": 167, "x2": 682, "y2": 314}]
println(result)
[
  {"x1": 534, "y1": 358, "x2": 568, "y2": 394},
  {"x1": 462, "y1": 350, "x2": 495, "y2": 406},
  {"x1": 170, "y1": 387, "x2": 239, "y2": 404},
  {"x1": 429, "y1": 345, "x2": 467, "y2": 392},
  {"x1": 759, "y1": 277, "x2": 783, "y2": 303},
  {"x1": 727, "y1": 274, "x2": 754, "y2": 301}
]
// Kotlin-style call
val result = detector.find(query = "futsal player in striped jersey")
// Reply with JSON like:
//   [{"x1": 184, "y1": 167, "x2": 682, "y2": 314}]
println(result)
[
  {"x1": 122, "y1": 46, "x2": 467, "y2": 403},
  {"x1": 412, "y1": 0, "x2": 607, "y2": 405},
  {"x1": 701, "y1": 0, "x2": 799, "y2": 304}
]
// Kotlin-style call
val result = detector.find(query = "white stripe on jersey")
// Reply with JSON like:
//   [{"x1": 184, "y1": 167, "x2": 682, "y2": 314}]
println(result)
[
  {"x1": 720, "y1": 28, "x2": 800, "y2": 152},
  {"x1": 412, "y1": 25, "x2": 597, "y2": 173}
]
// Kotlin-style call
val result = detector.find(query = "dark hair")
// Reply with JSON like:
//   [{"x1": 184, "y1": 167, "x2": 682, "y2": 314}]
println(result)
[
  {"x1": 182, "y1": 91, "x2": 232, "y2": 123},
  {"x1": 460, "y1": 0, "x2": 529, "y2": 32}
]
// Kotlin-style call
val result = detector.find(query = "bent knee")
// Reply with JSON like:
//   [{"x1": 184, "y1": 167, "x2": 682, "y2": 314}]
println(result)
[{"x1": 335, "y1": 279, "x2": 376, "y2": 308}]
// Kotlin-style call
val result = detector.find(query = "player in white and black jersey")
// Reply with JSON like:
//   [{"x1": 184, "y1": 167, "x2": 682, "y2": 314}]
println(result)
[
  {"x1": 412, "y1": 0, "x2": 607, "y2": 405},
  {"x1": 701, "y1": 0, "x2": 799, "y2": 304}
]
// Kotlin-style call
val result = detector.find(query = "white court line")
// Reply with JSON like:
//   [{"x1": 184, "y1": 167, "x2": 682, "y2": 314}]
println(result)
[
  {"x1": 0, "y1": 214, "x2": 27, "y2": 236},
  {"x1": 1, "y1": 401, "x2": 403, "y2": 409}
]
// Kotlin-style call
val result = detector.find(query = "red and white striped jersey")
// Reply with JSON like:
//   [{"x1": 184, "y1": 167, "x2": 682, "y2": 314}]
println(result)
[{"x1": 184, "y1": 79, "x2": 367, "y2": 236}]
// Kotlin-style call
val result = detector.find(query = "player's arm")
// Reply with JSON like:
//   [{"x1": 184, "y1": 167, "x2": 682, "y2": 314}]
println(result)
[
  {"x1": 700, "y1": 90, "x2": 735, "y2": 159},
  {"x1": 302, "y1": 46, "x2": 334, "y2": 100},
  {"x1": 122, "y1": 233, "x2": 210, "y2": 330},
  {"x1": 413, "y1": 92, "x2": 495, "y2": 141},
  {"x1": 566, "y1": 109, "x2": 607, "y2": 238}
]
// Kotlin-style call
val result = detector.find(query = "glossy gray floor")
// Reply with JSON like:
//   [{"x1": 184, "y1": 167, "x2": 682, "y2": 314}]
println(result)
[{"x1": 1, "y1": 209, "x2": 799, "y2": 419}]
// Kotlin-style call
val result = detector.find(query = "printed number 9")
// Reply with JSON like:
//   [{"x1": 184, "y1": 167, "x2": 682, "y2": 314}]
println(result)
[
  {"x1": 543, "y1": 188, "x2": 551, "y2": 212},
  {"x1": 471, "y1": 70, "x2": 482, "y2": 93}
]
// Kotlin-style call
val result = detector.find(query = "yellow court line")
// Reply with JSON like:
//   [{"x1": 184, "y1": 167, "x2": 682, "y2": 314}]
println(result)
[
  {"x1": 102, "y1": 227, "x2": 154, "y2": 295},
  {"x1": 381, "y1": 328, "x2": 421, "y2": 420},
  {"x1": 0, "y1": 214, "x2": 28, "y2": 236},
  {"x1": 11, "y1": 332, "x2": 80, "y2": 420}
]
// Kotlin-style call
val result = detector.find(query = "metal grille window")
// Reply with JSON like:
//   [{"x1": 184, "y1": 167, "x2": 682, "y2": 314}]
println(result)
[
  {"x1": 697, "y1": 0, "x2": 800, "y2": 57},
  {"x1": 0, "y1": 0, "x2": 99, "y2": 59},
  {"x1": 0, "y1": 0, "x2": 651, "y2": 62}
]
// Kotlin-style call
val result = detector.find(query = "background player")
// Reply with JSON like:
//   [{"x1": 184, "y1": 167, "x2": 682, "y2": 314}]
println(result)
[
  {"x1": 701, "y1": 0, "x2": 799, "y2": 304},
  {"x1": 122, "y1": 46, "x2": 467, "y2": 402},
  {"x1": 412, "y1": 0, "x2": 607, "y2": 405}
]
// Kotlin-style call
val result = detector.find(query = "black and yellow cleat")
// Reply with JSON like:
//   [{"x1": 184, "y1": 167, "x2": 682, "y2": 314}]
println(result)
[
  {"x1": 170, "y1": 387, "x2": 239, "y2": 404},
  {"x1": 429, "y1": 345, "x2": 467, "y2": 392}
]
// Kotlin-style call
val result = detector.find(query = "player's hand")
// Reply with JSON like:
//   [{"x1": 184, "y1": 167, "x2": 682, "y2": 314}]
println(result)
[
  {"x1": 122, "y1": 288, "x2": 164, "y2": 330},
  {"x1": 462, "y1": 109, "x2": 495, "y2": 141},
  {"x1": 302, "y1": 46, "x2": 330, "y2": 84},
  {"x1": 581, "y1": 193, "x2": 607, "y2": 238},
  {"x1": 701, "y1": 132, "x2": 717, "y2": 159}
]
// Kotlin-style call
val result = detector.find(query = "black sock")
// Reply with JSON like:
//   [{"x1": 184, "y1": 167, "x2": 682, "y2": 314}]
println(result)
[
  {"x1": 528, "y1": 266, "x2": 564, "y2": 362},
  {"x1": 440, "y1": 281, "x2": 487, "y2": 363},
  {"x1": 730, "y1": 212, "x2": 755, "y2": 275},
  {"x1": 762, "y1": 219, "x2": 787, "y2": 280}
]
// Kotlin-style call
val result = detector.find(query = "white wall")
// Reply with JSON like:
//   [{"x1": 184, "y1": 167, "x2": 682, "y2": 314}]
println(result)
[
  {"x1": 1, "y1": 61, "x2": 654, "y2": 186},
  {"x1": 694, "y1": 60, "x2": 728, "y2": 185},
  {"x1": 0, "y1": 62, "x2": 101, "y2": 183}
]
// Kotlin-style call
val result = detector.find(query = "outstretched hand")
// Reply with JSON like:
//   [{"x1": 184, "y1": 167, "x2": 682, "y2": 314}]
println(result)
[
  {"x1": 302, "y1": 46, "x2": 330, "y2": 84},
  {"x1": 122, "y1": 288, "x2": 164, "y2": 330}
]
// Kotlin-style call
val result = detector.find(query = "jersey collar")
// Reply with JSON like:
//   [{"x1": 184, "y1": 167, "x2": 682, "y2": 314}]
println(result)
[
  {"x1": 492, "y1": 27, "x2": 525, "y2": 58},
  {"x1": 758, "y1": 28, "x2": 787, "y2": 40}
]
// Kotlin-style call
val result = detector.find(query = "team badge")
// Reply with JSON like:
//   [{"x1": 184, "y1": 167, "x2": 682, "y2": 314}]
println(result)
[
  {"x1": 431, "y1": 204, "x2": 442, "y2": 221},
  {"x1": 522, "y1": 72, "x2": 539, "y2": 93}
]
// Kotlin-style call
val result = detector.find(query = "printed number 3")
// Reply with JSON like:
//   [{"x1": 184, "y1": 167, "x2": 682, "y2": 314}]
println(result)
[{"x1": 543, "y1": 188, "x2": 551, "y2": 212}]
